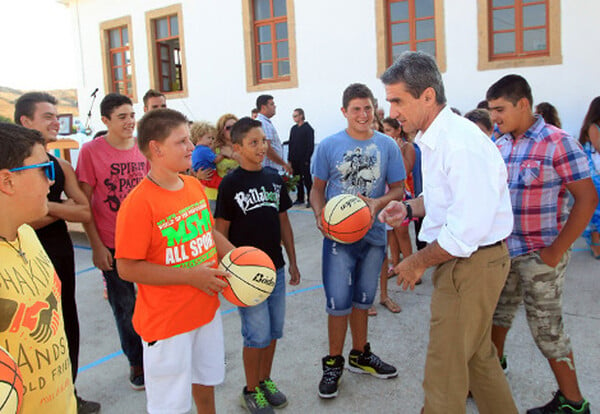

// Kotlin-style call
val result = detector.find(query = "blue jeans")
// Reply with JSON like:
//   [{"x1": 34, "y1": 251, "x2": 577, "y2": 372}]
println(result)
[
  {"x1": 238, "y1": 267, "x2": 286, "y2": 348},
  {"x1": 322, "y1": 238, "x2": 385, "y2": 316},
  {"x1": 104, "y1": 248, "x2": 143, "y2": 367}
]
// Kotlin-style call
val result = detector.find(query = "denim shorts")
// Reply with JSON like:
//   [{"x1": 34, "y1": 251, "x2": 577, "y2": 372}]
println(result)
[
  {"x1": 322, "y1": 238, "x2": 385, "y2": 316},
  {"x1": 238, "y1": 266, "x2": 286, "y2": 348}
]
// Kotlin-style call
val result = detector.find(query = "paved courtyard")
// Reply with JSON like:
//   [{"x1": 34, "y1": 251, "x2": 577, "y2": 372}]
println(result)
[{"x1": 71, "y1": 206, "x2": 599, "y2": 413}]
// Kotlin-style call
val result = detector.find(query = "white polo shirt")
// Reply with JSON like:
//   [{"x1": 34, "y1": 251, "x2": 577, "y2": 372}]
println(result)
[{"x1": 416, "y1": 106, "x2": 513, "y2": 258}]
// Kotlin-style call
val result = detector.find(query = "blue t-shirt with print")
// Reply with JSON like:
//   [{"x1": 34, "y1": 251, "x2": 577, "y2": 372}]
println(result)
[{"x1": 312, "y1": 129, "x2": 406, "y2": 245}]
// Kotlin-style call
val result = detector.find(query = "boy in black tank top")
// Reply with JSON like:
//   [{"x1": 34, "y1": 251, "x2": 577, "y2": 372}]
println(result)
[{"x1": 15, "y1": 92, "x2": 100, "y2": 413}]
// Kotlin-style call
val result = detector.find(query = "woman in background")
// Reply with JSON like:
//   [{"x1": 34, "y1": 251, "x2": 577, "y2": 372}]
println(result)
[
  {"x1": 579, "y1": 97, "x2": 600, "y2": 259},
  {"x1": 535, "y1": 102, "x2": 562, "y2": 128}
]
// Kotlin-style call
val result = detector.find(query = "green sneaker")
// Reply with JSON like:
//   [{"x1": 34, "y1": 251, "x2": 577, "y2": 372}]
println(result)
[
  {"x1": 259, "y1": 378, "x2": 288, "y2": 408},
  {"x1": 240, "y1": 386, "x2": 274, "y2": 414},
  {"x1": 526, "y1": 390, "x2": 590, "y2": 414}
]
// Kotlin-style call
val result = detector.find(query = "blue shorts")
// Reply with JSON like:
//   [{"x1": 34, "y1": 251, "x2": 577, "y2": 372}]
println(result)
[
  {"x1": 238, "y1": 266, "x2": 286, "y2": 348},
  {"x1": 322, "y1": 238, "x2": 386, "y2": 316}
]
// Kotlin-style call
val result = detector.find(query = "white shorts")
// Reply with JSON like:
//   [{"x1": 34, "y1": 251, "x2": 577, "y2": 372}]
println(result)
[{"x1": 143, "y1": 311, "x2": 225, "y2": 414}]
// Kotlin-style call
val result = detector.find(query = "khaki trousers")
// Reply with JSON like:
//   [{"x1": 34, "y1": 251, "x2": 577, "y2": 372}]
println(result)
[{"x1": 423, "y1": 242, "x2": 517, "y2": 414}]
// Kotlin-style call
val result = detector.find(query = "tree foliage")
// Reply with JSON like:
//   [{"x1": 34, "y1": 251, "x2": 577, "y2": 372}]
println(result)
[{"x1": 0, "y1": 115, "x2": 13, "y2": 124}]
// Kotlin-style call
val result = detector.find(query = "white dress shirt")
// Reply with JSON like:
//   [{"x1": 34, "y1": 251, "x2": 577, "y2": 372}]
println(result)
[{"x1": 416, "y1": 106, "x2": 513, "y2": 257}]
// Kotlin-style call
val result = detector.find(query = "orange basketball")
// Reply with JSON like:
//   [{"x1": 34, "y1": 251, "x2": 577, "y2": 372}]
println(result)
[
  {"x1": 219, "y1": 246, "x2": 276, "y2": 307},
  {"x1": 321, "y1": 194, "x2": 371, "y2": 244},
  {"x1": 0, "y1": 346, "x2": 23, "y2": 414}
]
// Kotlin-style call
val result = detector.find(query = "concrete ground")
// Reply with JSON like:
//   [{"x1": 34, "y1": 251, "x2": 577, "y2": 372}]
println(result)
[{"x1": 71, "y1": 206, "x2": 599, "y2": 413}]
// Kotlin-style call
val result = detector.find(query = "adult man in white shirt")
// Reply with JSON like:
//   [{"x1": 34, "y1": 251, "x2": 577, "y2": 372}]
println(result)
[
  {"x1": 379, "y1": 51, "x2": 518, "y2": 414},
  {"x1": 256, "y1": 94, "x2": 292, "y2": 174}
]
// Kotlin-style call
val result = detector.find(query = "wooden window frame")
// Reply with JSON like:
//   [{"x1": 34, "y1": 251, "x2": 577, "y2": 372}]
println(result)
[
  {"x1": 375, "y1": 0, "x2": 446, "y2": 76},
  {"x1": 145, "y1": 4, "x2": 188, "y2": 99},
  {"x1": 477, "y1": 0, "x2": 561, "y2": 70},
  {"x1": 100, "y1": 16, "x2": 138, "y2": 102},
  {"x1": 242, "y1": 0, "x2": 298, "y2": 92}
]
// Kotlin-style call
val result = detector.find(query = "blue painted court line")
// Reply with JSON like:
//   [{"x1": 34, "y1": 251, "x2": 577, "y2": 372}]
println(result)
[
  {"x1": 289, "y1": 209, "x2": 314, "y2": 215},
  {"x1": 78, "y1": 350, "x2": 123, "y2": 373},
  {"x1": 221, "y1": 307, "x2": 238, "y2": 316},
  {"x1": 77, "y1": 283, "x2": 324, "y2": 374},
  {"x1": 76, "y1": 266, "x2": 97, "y2": 276},
  {"x1": 74, "y1": 244, "x2": 92, "y2": 250},
  {"x1": 287, "y1": 284, "x2": 323, "y2": 296}
]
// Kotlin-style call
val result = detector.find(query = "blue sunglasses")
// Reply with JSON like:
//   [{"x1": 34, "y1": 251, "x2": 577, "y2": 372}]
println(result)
[{"x1": 9, "y1": 161, "x2": 55, "y2": 181}]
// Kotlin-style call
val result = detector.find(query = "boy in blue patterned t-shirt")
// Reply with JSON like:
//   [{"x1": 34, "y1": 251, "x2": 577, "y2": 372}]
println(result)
[{"x1": 310, "y1": 83, "x2": 406, "y2": 399}]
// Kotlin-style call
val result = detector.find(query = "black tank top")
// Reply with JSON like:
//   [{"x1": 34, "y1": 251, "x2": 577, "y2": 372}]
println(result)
[{"x1": 35, "y1": 154, "x2": 73, "y2": 256}]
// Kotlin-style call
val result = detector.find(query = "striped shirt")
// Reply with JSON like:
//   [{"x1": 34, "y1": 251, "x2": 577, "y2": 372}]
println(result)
[
  {"x1": 496, "y1": 115, "x2": 590, "y2": 257},
  {"x1": 257, "y1": 113, "x2": 283, "y2": 172}
]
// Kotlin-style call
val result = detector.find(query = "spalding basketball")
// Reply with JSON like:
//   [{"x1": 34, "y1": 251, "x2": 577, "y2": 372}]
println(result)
[
  {"x1": 321, "y1": 194, "x2": 371, "y2": 244},
  {"x1": 0, "y1": 346, "x2": 23, "y2": 414},
  {"x1": 220, "y1": 246, "x2": 276, "y2": 307}
]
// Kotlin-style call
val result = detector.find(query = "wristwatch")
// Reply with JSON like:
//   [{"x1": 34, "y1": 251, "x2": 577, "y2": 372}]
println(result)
[{"x1": 402, "y1": 201, "x2": 413, "y2": 221}]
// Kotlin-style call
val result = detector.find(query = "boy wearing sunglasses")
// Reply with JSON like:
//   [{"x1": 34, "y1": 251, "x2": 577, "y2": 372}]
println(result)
[
  {"x1": 15, "y1": 92, "x2": 99, "y2": 413},
  {"x1": 0, "y1": 122, "x2": 77, "y2": 413}
]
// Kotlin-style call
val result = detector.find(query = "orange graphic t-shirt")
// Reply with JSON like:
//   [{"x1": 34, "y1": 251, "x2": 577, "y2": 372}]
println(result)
[
  {"x1": 0, "y1": 225, "x2": 76, "y2": 414},
  {"x1": 115, "y1": 175, "x2": 220, "y2": 342}
]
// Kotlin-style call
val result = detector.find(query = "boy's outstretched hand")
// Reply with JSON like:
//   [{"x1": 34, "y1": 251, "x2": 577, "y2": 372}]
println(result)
[{"x1": 188, "y1": 266, "x2": 230, "y2": 295}]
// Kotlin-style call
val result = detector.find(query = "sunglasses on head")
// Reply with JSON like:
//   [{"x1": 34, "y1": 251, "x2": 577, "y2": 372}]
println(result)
[{"x1": 9, "y1": 161, "x2": 55, "y2": 181}]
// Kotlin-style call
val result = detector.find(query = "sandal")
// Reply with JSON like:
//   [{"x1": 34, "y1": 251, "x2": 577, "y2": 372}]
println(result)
[
  {"x1": 590, "y1": 242, "x2": 600, "y2": 260},
  {"x1": 387, "y1": 265, "x2": 398, "y2": 279},
  {"x1": 368, "y1": 305, "x2": 378, "y2": 316},
  {"x1": 380, "y1": 297, "x2": 401, "y2": 313}
]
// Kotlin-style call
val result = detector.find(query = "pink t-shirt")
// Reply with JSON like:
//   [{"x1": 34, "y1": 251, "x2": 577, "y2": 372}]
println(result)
[{"x1": 76, "y1": 136, "x2": 148, "y2": 248}]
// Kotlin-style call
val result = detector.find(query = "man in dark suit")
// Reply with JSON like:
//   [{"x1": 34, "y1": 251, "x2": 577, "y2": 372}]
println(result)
[{"x1": 288, "y1": 108, "x2": 314, "y2": 207}]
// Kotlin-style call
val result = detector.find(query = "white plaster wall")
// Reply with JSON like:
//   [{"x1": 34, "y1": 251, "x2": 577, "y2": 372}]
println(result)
[
  {"x1": 443, "y1": 1, "x2": 600, "y2": 137},
  {"x1": 70, "y1": 0, "x2": 600, "y2": 143}
]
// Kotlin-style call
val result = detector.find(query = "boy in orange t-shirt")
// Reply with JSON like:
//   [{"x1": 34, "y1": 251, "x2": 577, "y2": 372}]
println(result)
[{"x1": 115, "y1": 109, "x2": 234, "y2": 414}]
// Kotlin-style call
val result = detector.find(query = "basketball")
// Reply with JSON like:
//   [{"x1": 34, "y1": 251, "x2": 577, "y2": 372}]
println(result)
[
  {"x1": 219, "y1": 246, "x2": 277, "y2": 307},
  {"x1": 0, "y1": 346, "x2": 23, "y2": 414},
  {"x1": 321, "y1": 194, "x2": 371, "y2": 244}
]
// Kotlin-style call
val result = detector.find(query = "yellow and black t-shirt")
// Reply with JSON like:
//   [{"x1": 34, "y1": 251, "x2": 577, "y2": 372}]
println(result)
[{"x1": 0, "y1": 224, "x2": 76, "y2": 414}]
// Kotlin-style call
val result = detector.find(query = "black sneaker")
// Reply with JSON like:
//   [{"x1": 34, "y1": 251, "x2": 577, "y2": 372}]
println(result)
[
  {"x1": 77, "y1": 395, "x2": 101, "y2": 414},
  {"x1": 347, "y1": 343, "x2": 398, "y2": 379},
  {"x1": 129, "y1": 365, "x2": 145, "y2": 391},
  {"x1": 240, "y1": 386, "x2": 274, "y2": 414},
  {"x1": 259, "y1": 378, "x2": 288, "y2": 408},
  {"x1": 527, "y1": 390, "x2": 590, "y2": 414},
  {"x1": 500, "y1": 355, "x2": 509, "y2": 374},
  {"x1": 318, "y1": 355, "x2": 344, "y2": 399}
]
